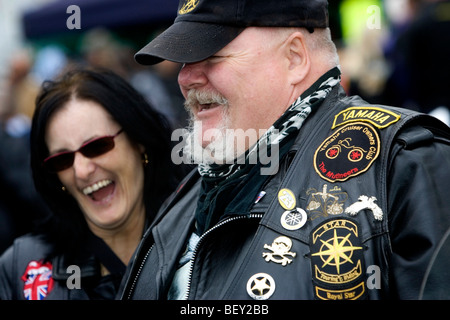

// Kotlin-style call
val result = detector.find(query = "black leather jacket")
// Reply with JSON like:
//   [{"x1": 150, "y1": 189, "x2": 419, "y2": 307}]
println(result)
[{"x1": 120, "y1": 85, "x2": 450, "y2": 300}]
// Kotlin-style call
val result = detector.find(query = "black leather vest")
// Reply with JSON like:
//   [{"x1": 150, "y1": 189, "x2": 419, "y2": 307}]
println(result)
[{"x1": 121, "y1": 86, "x2": 450, "y2": 300}]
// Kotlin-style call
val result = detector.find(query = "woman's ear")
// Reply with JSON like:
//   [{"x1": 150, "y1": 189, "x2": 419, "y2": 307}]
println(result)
[
  {"x1": 285, "y1": 32, "x2": 311, "y2": 85},
  {"x1": 138, "y1": 144, "x2": 149, "y2": 167}
]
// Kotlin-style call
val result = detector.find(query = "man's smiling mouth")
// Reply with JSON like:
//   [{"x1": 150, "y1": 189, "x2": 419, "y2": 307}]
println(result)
[{"x1": 198, "y1": 103, "x2": 221, "y2": 113}]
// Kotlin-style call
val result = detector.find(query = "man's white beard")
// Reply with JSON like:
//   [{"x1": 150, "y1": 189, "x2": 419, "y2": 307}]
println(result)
[{"x1": 183, "y1": 90, "x2": 239, "y2": 165}]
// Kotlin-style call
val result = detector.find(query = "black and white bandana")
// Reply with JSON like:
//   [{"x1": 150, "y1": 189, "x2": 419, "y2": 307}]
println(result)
[{"x1": 198, "y1": 67, "x2": 342, "y2": 180}]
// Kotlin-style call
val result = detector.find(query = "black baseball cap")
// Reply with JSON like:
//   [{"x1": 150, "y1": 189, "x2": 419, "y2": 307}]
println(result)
[{"x1": 135, "y1": 0, "x2": 329, "y2": 65}]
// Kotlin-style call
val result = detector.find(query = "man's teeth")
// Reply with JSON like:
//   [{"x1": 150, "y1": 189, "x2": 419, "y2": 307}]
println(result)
[
  {"x1": 199, "y1": 103, "x2": 216, "y2": 111},
  {"x1": 83, "y1": 180, "x2": 112, "y2": 195},
  {"x1": 200, "y1": 103, "x2": 211, "y2": 108}
]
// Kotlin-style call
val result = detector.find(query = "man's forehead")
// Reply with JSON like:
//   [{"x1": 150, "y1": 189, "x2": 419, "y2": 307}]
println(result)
[{"x1": 215, "y1": 27, "x2": 274, "y2": 53}]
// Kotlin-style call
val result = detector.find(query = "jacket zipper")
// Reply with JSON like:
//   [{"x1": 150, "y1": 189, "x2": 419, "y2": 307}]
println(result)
[
  {"x1": 183, "y1": 213, "x2": 263, "y2": 300},
  {"x1": 125, "y1": 244, "x2": 154, "y2": 300}
]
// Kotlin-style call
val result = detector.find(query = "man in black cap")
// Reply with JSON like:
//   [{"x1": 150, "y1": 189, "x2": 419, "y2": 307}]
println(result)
[{"x1": 121, "y1": 0, "x2": 450, "y2": 300}]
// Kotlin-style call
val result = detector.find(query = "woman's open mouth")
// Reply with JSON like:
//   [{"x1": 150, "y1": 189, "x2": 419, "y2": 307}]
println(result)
[{"x1": 82, "y1": 179, "x2": 115, "y2": 202}]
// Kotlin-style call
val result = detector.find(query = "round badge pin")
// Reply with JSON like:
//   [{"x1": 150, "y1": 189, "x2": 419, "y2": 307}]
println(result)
[
  {"x1": 281, "y1": 208, "x2": 307, "y2": 230},
  {"x1": 278, "y1": 188, "x2": 296, "y2": 210},
  {"x1": 246, "y1": 273, "x2": 276, "y2": 300}
]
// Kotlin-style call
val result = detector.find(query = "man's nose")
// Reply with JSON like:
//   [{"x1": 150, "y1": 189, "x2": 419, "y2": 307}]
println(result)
[{"x1": 178, "y1": 62, "x2": 208, "y2": 92}]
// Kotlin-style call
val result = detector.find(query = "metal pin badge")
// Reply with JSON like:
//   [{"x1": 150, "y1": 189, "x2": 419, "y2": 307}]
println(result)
[
  {"x1": 345, "y1": 195, "x2": 383, "y2": 221},
  {"x1": 254, "y1": 191, "x2": 266, "y2": 204},
  {"x1": 281, "y1": 208, "x2": 308, "y2": 230},
  {"x1": 247, "y1": 273, "x2": 276, "y2": 300},
  {"x1": 263, "y1": 236, "x2": 297, "y2": 266},
  {"x1": 278, "y1": 188, "x2": 296, "y2": 210}
]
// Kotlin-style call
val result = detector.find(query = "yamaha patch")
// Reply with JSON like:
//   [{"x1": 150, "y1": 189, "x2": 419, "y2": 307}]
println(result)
[
  {"x1": 332, "y1": 106, "x2": 401, "y2": 129},
  {"x1": 314, "y1": 122, "x2": 380, "y2": 182},
  {"x1": 309, "y1": 218, "x2": 366, "y2": 300}
]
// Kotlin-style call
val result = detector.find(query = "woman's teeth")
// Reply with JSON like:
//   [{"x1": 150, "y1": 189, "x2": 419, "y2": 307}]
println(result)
[{"x1": 82, "y1": 179, "x2": 113, "y2": 196}]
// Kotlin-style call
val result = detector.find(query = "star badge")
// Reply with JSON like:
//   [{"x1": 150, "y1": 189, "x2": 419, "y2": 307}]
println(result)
[{"x1": 246, "y1": 273, "x2": 276, "y2": 300}]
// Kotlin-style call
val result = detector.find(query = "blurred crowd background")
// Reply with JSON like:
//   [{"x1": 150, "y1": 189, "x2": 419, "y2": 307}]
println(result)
[{"x1": 0, "y1": 0, "x2": 449, "y2": 254}]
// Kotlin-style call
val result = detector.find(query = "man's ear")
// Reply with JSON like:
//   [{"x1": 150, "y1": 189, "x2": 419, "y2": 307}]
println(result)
[{"x1": 285, "y1": 32, "x2": 311, "y2": 85}]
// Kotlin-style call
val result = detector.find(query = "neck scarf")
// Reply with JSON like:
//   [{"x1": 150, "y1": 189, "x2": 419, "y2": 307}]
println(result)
[{"x1": 198, "y1": 67, "x2": 342, "y2": 181}]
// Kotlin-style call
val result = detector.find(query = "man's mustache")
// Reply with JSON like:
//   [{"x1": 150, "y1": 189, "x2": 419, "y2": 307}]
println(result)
[{"x1": 184, "y1": 89, "x2": 228, "y2": 113}]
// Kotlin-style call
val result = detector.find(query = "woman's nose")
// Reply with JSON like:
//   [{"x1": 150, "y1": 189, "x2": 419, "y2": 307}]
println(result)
[{"x1": 72, "y1": 152, "x2": 95, "y2": 180}]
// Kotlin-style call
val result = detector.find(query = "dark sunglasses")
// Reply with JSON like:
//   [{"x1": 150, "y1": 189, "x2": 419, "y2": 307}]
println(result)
[{"x1": 43, "y1": 129, "x2": 123, "y2": 172}]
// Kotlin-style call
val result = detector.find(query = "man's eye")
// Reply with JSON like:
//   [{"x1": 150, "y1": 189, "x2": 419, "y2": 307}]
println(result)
[{"x1": 209, "y1": 55, "x2": 225, "y2": 61}]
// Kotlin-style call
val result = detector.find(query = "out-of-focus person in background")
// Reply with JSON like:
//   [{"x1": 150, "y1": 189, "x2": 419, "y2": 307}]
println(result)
[
  {"x1": 383, "y1": 0, "x2": 450, "y2": 126},
  {"x1": 0, "y1": 50, "x2": 50, "y2": 255},
  {"x1": 0, "y1": 68, "x2": 187, "y2": 300},
  {"x1": 339, "y1": 0, "x2": 450, "y2": 126},
  {"x1": 80, "y1": 28, "x2": 189, "y2": 130},
  {"x1": 338, "y1": 0, "x2": 389, "y2": 104}
]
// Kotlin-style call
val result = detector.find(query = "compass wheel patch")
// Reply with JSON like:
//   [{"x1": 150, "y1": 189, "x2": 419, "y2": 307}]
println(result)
[{"x1": 309, "y1": 218, "x2": 367, "y2": 300}]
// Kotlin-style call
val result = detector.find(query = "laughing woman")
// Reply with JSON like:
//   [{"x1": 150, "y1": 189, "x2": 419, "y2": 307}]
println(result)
[{"x1": 0, "y1": 68, "x2": 187, "y2": 299}]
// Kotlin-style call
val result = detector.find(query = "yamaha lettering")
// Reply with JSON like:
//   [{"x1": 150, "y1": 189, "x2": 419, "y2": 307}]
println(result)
[{"x1": 332, "y1": 106, "x2": 401, "y2": 129}]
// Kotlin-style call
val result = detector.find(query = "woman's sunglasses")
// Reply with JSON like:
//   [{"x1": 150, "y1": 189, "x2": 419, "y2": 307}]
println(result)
[{"x1": 43, "y1": 129, "x2": 123, "y2": 172}]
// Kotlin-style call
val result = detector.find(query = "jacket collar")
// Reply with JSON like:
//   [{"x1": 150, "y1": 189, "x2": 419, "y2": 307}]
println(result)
[{"x1": 51, "y1": 253, "x2": 99, "y2": 281}]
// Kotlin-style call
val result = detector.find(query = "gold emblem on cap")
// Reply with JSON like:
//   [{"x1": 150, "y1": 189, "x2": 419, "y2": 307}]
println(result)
[
  {"x1": 278, "y1": 188, "x2": 296, "y2": 210},
  {"x1": 179, "y1": 0, "x2": 199, "y2": 15}
]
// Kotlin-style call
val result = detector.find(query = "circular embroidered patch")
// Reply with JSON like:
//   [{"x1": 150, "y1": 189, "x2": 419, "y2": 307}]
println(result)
[{"x1": 314, "y1": 122, "x2": 380, "y2": 182}]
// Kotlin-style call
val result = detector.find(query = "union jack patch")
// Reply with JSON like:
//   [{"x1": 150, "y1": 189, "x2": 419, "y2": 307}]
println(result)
[{"x1": 21, "y1": 260, "x2": 54, "y2": 300}]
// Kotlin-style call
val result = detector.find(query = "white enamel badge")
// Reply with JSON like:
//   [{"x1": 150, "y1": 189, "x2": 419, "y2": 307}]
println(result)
[
  {"x1": 345, "y1": 195, "x2": 383, "y2": 221},
  {"x1": 281, "y1": 208, "x2": 307, "y2": 230}
]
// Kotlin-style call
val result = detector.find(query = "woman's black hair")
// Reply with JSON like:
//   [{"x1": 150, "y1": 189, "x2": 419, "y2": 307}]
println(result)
[{"x1": 30, "y1": 68, "x2": 186, "y2": 257}]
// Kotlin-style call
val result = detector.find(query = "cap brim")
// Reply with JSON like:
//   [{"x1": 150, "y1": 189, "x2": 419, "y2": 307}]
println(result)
[{"x1": 135, "y1": 21, "x2": 244, "y2": 65}]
